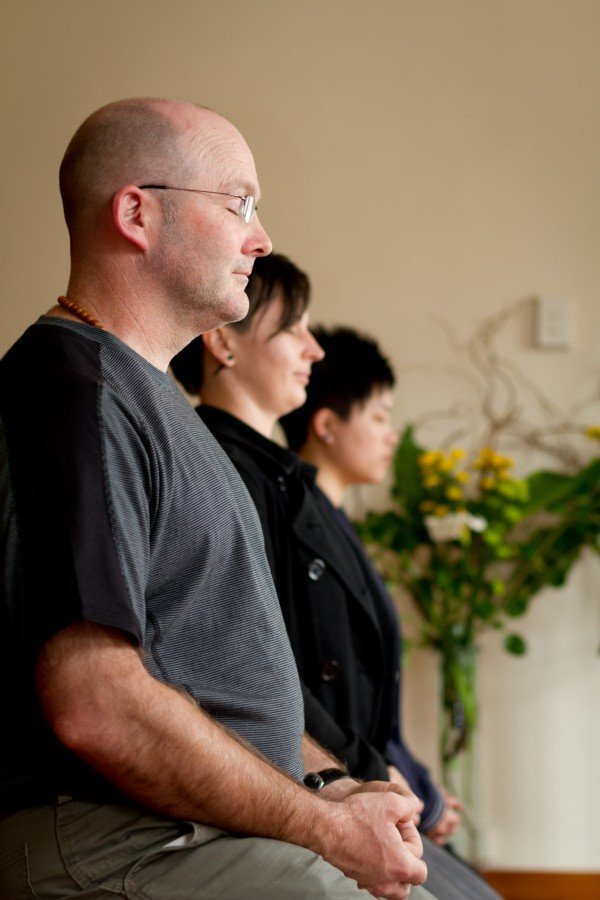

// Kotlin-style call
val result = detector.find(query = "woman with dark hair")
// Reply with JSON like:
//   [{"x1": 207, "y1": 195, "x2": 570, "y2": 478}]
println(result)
[
  {"x1": 171, "y1": 254, "x2": 500, "y2": 900},
  {"x1": 280, "y1": 327, "x2": 459, "y2": 838}
]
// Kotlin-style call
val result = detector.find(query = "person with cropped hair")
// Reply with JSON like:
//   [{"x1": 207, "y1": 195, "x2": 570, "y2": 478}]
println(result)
[
  {"x1": 281, "y1": 328, "x2": 501, "y2": 897},
  {"x1": 281, "y1": 328, "x2": 452, "y2": 832}
]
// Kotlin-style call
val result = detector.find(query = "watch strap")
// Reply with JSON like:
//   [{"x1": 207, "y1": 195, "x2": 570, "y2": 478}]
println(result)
[{"x1": 303, "y1": 767, "x2": 349, "y2": 791}]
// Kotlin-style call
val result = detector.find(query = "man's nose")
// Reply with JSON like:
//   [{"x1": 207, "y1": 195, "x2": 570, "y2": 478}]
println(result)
[{"x1": 246, "y1": 214, "x2": 272, "y2": 257}]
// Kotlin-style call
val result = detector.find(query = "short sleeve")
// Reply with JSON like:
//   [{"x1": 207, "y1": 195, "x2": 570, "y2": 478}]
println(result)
[{"x1": 1, "y1": 331, "x2": 151, "y2": 654}]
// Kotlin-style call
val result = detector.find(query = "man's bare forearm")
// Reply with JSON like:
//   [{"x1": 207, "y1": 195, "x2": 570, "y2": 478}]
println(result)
[
  {"x1": 301, "y1": 733, "x2": 364, "y2": 801},
  {"x1": 36, "y1": 623, "x2": 321, "y2": 844},
  {"x1": 35, "y1": 622, "x2": 427, "y2": 895},
  {"x1": 302, "y1": 732, "x2": 346, "y2": 772}
]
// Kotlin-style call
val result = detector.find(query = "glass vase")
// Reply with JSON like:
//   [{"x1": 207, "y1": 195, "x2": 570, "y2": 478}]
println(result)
[{"x1": 439, "y1": 643, "x2": 479, "y2": 861}]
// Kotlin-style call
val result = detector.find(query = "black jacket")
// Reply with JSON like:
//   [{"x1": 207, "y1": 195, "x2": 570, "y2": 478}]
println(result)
[{"x1": 199, "y1": 406, "x2": 444, "y2": 828}]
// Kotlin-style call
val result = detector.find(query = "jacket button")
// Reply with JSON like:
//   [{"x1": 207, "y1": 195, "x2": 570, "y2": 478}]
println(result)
[
  {"x1": 276, "y1": 475, "x2": 287, "y2": 493},
  {"x1": 307, "y1": 558, "x2": 326, "y2": 581},
  {"x1": 321, "y1": 660, "x2": 341, "y2": 682}
]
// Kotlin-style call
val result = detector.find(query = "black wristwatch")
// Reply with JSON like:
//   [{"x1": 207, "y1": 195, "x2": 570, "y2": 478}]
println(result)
[{"x1": 303, "y1": 767, "x2": 349, "y2": 791}]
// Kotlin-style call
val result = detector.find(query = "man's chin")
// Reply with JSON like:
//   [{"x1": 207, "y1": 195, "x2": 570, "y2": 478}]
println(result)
[
  {"x1": 186, "y1": 290, "x2": 249, "y2": 335},
  {"x1": 222, "y1": 292, "x2": 250, "y2": 326}
]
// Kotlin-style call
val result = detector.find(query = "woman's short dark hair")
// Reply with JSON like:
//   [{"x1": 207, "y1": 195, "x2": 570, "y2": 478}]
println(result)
[
  {"x1": 170, "y1": 253, "x2": 311, "y2": 396},
  {"x1": 280, "y1": 326, "x2": 395, "y2": 451}
]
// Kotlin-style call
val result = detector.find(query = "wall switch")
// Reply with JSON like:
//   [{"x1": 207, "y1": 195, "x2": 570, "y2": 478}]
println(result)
[{"x1": 534, "y1": 295, "x2": 572, "y2": 349}]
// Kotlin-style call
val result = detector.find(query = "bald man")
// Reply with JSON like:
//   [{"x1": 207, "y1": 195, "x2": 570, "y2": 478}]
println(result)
[{"x1": 0, "y1": 100, "x2": 435, "y2": 899}]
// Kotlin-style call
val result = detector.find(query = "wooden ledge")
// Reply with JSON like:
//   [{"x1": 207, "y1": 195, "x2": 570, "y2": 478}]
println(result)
[{"x1": 483, "y1": 870, "x2": 600, "y2": 900}]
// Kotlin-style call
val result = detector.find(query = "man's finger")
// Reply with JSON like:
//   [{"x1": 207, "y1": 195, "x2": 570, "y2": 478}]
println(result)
[
  {"x1": 382, "y1": 782, "x2": 421, "y2": 815},
  {"x1": 352, "y1": 781, "x2": 421, "y2": 822},
  {"x1": 397, "y1": 820, "x2": 424, "y2": 859}
]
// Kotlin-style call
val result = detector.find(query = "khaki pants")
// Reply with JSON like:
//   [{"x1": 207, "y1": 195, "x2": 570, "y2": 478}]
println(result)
[{"x1": 0, "y1": 799, "x2": 437, "y2": 899}]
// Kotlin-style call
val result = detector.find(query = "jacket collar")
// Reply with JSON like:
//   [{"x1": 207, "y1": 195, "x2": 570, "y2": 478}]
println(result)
[{"x1": 197, "y1": 405, "x2": 317, "y2": 485}]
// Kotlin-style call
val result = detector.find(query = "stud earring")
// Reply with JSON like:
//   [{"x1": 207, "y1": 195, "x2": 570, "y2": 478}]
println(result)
[
  {"x1": 226, "y1": 353, "x2": 234, "y2": 363},
  {"x1": 322, "y1": 433, "x2": 333, "y2": 444}
]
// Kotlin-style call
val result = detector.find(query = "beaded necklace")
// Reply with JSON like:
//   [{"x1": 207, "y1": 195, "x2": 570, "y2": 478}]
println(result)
[{"x1": 57, "y1": 295, "x2": 104, "y2": 330}]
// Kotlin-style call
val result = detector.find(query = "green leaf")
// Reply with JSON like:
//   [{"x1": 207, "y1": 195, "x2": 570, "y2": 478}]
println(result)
[
  {"x1": 482, "y1": 529, "x2": 502, "y2": 546},
  {"x1": 503, "y1": 505, "x2": 524, "y2": 524},
  {"x1": 525, "y1": 459, "x2": 600, "y2": 514},
  {"x1": 435, "y1": 570, "x2": 453, "y2": 591},
  {"x1": 504, "y1": 594, "x2": 528, "y2": 617},
  {"x1": 504, "y1": 633, "x2": 527, "y2": 655},
  {"x1": 496, "y1": 481, "x2": 526, "y2": 502},
  {"x1": 474, "y1": 600, "x2": 494, "y2": 620},
  {"x1": 458, "y1": 528, "x2": 472, "y2": 546},
  {"x1": 495, "y1": 545, "x2": 516, "y2": 559},
  {"x1": 525, "y1": 471, "x2": 573, "y2": 510},
  {"x1": 391, "y1": 425, "x2": 425, "y2": 510}
]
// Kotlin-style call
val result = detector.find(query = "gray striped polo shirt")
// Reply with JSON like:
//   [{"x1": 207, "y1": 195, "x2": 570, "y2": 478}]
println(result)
[{"x1": 0, "y1": 318, "x2": 304, "y2": 811}]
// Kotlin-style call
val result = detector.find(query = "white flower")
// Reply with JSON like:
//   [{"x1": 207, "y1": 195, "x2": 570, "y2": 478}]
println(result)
[{"x1": 424, "y1": 512, "x2": 488, "y2": 543}]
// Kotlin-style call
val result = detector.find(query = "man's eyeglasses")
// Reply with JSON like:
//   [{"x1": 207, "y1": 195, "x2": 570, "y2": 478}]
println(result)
[{"x1": 138, "y1": 184, "x2": 257, "y2": 224}]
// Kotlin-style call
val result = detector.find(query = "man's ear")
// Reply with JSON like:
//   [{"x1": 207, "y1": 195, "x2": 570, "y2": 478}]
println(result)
[
  {"x1": 202, "y1": 328, "x2": 236, "y2": 368},
  {"x1": 311, "y1": 407, "x2": 338, "y2": 445},
  {"x1": 112, "y1": 185, "x2": 152, "y2": 251}
]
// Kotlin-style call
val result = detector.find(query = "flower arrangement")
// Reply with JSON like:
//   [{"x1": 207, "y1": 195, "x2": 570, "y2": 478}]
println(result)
[
  {"x1": 355, "y1": 302, "x2": 599, "y2": 858},
  {"x1": 357, "y1": 426, "x2": 600, "y2": 783}
]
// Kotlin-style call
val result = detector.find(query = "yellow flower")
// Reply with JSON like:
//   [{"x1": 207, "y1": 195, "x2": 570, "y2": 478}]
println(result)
[
  {"x1": 450, "y1": 448, "x2": 466, "y2": 461},
  {"x1": 473, "y1": 446, "x2": 515, "y2": 473},
  {"x1": 434, "y1": 505, "x2": 450, "y2": 517},
  {"x1": 446, "y1": 485, "x2": 463, "y2": 501},
  {"x1": 481, "y1": 476, "x2": 496, "y2": 490},
  {"x1": 419, "y1": 500, "x2": 436, "y2": 512},
  {"x1": 418, "y1": 450, "x2": 443, "y2": 468},
  {"x1": 472, "y1": 447, "x2": 493, "y2": 470},
  {"x1": 456, "y1": 471, "x2": 470, "y2": 484},
  {"x1": 423, "y1": 475, "x2": 441, "y2": 489},
  {"x1": 438, "y1": 457, "x2": 455, "y2": 473},
  {"x1": 586, "y1": 425, "x2": 600, "y2": 440}
]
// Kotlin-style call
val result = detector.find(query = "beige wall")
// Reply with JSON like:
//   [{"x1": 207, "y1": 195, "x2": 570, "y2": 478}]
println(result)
[{"x1": 2, "y1": 0, "x2": 599, "y2": 870}]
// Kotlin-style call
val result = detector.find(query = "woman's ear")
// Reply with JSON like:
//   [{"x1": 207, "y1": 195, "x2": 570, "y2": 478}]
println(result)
[
  {"x1": 202, "y1": 328, "x2": 236, "y2": 368},
  {"x1": 311, "y1": 407, "x2": 338, "y2": 445}
]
